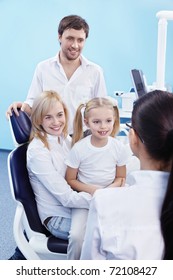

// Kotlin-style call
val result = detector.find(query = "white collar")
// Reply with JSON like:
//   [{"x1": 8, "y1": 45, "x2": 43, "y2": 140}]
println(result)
[{"x1": 54, "y1": 52, "x2": 92, "y2": 68}]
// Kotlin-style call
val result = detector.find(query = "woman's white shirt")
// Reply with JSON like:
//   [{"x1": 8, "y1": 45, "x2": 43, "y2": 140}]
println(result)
[
  {"x1": 27, "y1": 134, "x2": 91, "y2": 224},
  {"x1": 80, "y1": 170, "x2": 169, "y2": 260}
]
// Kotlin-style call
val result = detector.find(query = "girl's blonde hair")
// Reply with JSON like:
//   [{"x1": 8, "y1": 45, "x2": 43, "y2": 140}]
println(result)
[
  {"x1": 30, "y1": 90, "x2": 68, "y2": 149},
  {"x1": 72, "y1": 97, "x2": 120, "y2": 146}
]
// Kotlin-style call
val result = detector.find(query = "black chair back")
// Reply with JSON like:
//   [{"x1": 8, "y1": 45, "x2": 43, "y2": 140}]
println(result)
[{"x1": 9, "y1": 143, "x2": 49, "y2": 235}]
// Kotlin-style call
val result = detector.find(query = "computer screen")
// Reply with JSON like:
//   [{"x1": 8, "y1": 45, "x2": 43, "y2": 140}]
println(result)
[{"x1": 130, "y1": 69, "x2": 148, "y2": 99}]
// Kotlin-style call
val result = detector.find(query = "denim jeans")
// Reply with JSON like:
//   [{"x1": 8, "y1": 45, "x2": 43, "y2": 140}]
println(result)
[{"x1": 46, "y1": 216, "x2": 71, "y2": 240}]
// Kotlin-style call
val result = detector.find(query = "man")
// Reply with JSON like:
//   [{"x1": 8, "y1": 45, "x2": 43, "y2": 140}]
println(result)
[
  {"x1": 6, "y1": 15, "x2": 107, "y2": 134},
  {"x1": 7, "y1": 14, "x2": 107, "y2": 260}
]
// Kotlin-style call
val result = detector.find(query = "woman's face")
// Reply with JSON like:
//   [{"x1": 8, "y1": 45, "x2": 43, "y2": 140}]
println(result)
[
  {"x1": 129, "y1": 127, "x2": 143, "y2": 159},
  {"x1": 41, "y1": 101, "x2": 66, "y2": 136}
]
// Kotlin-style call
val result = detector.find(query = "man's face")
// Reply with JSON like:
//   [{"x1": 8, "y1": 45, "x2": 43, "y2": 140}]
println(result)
[{"x1": 59, "y1": 28, "x2": 86, "y2": 60}]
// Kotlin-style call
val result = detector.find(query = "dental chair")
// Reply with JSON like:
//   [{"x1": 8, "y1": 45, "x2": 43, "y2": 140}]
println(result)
[{"x1": 8, "y1": 110, "x2": 68, "y2": 259}]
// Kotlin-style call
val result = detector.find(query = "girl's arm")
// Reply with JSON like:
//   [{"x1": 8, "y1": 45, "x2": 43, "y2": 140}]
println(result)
[
  {"x1": 107, "y1": 165, "x2": 126, "y2": 188},
  {"x1": 65, "y1": 166, "x2": 99, "y2": 195}
]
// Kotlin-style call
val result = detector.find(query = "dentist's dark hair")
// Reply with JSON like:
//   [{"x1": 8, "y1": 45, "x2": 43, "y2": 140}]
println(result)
[{"x1": 131, "y1": 90, "x2": 173, "y2": 259}]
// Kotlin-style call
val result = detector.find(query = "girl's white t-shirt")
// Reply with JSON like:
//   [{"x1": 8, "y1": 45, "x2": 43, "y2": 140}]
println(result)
[{"x1": 65, "y1": 135, "x2": 131, "y2": 188}]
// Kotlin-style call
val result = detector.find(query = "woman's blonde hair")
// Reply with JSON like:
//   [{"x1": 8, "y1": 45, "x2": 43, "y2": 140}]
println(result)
[
  {"x1": 72, "y1": 97, "x2": 119, "y2": 146},
  {"x1": 30, "y1": 90, "x2": 68, "y2": 149}
]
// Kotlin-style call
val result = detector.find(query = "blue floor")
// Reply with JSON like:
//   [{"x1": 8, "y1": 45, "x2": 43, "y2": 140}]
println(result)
[{"x1": 0, "y1": 149, "x2": 16, "y2": 260}]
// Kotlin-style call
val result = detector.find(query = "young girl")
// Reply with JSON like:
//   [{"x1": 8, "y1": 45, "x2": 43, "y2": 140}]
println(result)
[
  {"x1": 65, "y1": 97, "x2": 131, "y2": 194},
  {"x1": 26, "y1": 90, "x2": 92, "y2": 260},
  {"x1": 81, "y1": 90, "x2": 173, "y2": 260},
  {"x1": 65, "y1": 97, "x2": 131, "y2": 258}
]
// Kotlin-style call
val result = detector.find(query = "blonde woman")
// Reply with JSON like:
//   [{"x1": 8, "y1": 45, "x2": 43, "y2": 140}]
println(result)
[{"x1": 27, "y1": 90, "x2": 91, "y2": 259}]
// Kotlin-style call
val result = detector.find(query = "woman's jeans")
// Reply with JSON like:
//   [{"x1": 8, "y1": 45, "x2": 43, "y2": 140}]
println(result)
[
  {"x1": 46, "y1": 216, "x2": 71, "y2": 240},
  {"x1": 45, "y1": 209, "x2": 88, "y2": 260}
]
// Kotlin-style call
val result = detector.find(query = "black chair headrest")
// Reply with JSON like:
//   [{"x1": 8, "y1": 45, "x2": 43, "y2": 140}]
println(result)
[{"x1": 10, "y1": 109, "x2": 31, "y2": 144}]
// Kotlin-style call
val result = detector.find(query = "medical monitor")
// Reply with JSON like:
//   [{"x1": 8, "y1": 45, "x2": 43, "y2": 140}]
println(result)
[{"x1": 130, "y1": 69, "x2": 148, "y2": 99}]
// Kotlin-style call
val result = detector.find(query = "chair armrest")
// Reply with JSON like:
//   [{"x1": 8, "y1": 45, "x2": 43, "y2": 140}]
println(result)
[{"x1": 13, "y1": 204, "x2": 40, "y2": 260}]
